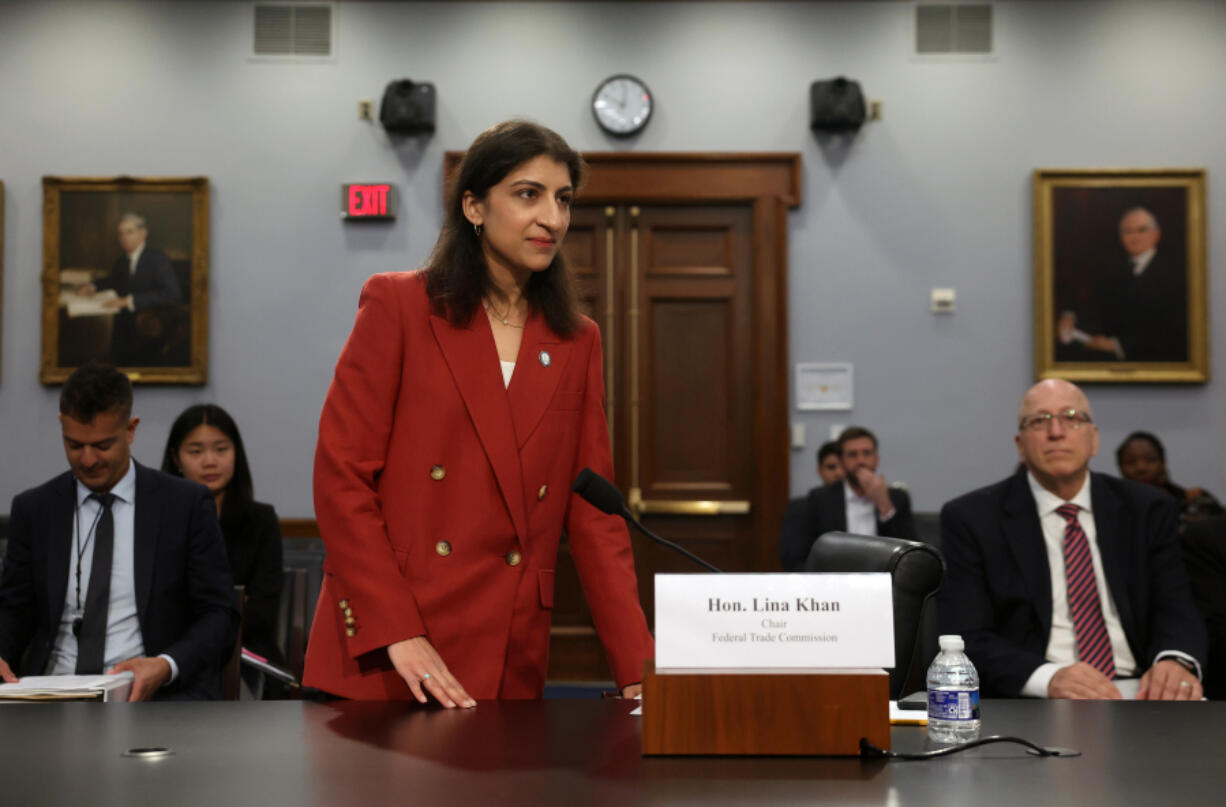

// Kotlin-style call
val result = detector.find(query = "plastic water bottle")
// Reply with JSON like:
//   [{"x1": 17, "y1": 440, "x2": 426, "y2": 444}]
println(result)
[{"x1": 926, "y1": 634, "x2": 980, "y2": 744}]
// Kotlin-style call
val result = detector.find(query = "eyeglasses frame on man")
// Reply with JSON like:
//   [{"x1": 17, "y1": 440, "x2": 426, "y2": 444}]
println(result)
[{"x1": 1018, "y1": 409, "x2": 1094, "y2": 432}]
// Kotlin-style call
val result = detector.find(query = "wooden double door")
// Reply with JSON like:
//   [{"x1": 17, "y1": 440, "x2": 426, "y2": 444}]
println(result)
[{"x1": 544, "y1": 154, "x2": 802, "y2": 681}]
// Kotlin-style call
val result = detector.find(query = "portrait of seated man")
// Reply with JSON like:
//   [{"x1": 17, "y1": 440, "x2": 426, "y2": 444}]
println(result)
[
  {"x1": 1056, "y1": 206, "x2": 1188, "y2": 363},
  {"x1": 77, "y1": 212, "x2": 186, "y2": 367}
]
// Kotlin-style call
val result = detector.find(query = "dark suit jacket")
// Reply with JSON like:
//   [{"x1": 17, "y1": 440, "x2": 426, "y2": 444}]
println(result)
[
  {"x1": 95, "y1": 247, "x2": 184, "y2": 366},
  {"x1": 221, "y1": 501, "x2": 284, "y2": 666},
  {"x1": 1100, "y1": 251, "x2": 1188, "y2": 363},
  {"x1": 779, "y1": 480, "x2": 916, "y2": 571},
  {"x1": 96, "y1": 246, "x2": 182, "y2": 311},
  {"x1": 938, "y1": 469, "x2": 1206, "y2": 696},
  {"x1": 1181, "y1": 515, "x2": 1226, "y2": 699},
  {"x1": 0, "y1": 463, "x2": 237, "y2": 700}
]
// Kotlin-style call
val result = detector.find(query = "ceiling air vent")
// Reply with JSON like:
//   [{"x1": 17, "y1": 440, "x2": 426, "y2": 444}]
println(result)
[
  {"x1": 916, "y1": 3, "x2": 992, "y2": 55},
  {"x1": 253, "y1": 3, "x2": 333, "y2": 57}
]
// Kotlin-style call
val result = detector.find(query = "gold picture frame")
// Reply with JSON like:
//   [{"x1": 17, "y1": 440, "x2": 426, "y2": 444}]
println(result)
[
  {"x1": 1033, "y1": 168, "x2": 1207, "y2": 383},
  {"x1": 0, "y1": 179, "x2": 5, "y2": 382},
  {"x1": 41, "y1": 176, "x2": 209, "y2": 385}
]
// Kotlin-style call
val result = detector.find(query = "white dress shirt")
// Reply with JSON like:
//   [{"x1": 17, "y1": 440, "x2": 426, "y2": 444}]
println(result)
[
  {"x1": 844, "y1": 483, "x2": 880, "y2": 536},
  {"x1": 118, "y1": 243, "x2": 144, "y2": 311},
  {"x1": 127, "y1": 243, "x2": 144, "y2": 275},
  {"x1": 1131, "y1": 247, "x2": 1156, "y2": 277},
  {"x1": 45, "y1": 460, "x2": 178, "y2": 682}
]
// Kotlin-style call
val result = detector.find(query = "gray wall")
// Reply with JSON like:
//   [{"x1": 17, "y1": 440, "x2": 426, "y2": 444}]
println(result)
[{"x1": 1, "y1": 0, "x2": 1223, "y2": 516}]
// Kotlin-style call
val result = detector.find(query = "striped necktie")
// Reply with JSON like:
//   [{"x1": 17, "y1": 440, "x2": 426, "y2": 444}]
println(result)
[{"x1": 1055, "y1": 503, "x2": 1115, "y2": 678}]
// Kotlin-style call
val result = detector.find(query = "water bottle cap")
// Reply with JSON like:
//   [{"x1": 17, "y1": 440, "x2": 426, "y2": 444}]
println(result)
[{"x1": 938, "y1": 634, "x2": 965, "y2": 652}]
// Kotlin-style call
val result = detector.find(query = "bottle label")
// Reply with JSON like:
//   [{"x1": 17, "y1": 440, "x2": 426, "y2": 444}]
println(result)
[{"x1": 927, "y1": 689, "x2": 980, "y2": 721}]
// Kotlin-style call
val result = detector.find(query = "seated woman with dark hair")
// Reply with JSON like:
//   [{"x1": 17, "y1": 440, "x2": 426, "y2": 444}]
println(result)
[
  {"x1": 162, "y1": 404, "x2": 284, "y2": 690},
  {"x1": 1116, "y1": 431, "x2": 1223, "y2": 528}
]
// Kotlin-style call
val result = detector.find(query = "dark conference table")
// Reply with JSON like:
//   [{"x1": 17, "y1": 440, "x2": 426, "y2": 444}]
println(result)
[{"x1": 1, "y1": 698, "x2": 1218, "y2": 805}]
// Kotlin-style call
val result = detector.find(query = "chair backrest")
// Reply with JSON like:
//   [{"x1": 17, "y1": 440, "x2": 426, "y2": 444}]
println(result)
[
  {"x1": 277, "y1": 568, "x2": 310, "y2": 684},
  {"x1": 222, "y1": 585, "x2": 246, "y2": 701},
  {"x1": 804, "y1": 531, "x2": 944, "y2": 700},
  {"x1": 282, "y1": 538, "x2": 326, "y2": 641}
]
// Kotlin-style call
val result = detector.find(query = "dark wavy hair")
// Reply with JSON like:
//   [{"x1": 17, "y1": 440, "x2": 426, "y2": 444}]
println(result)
[
  {"x1": 423, "y1": 120, "x2": 585, "y2": 336},
  {"x1": 817, "y1": 440, "x2": 841, "y2": 465},
  {"x1": 161, "y1": 404, "x2": 255, "y2": 524},
  {"x1": 60, "y1": 360, "x2": 132, "y2": 422},
  {"x1": 1116, "y1": 430, "x2": 1166, "y2": 464},
  {"x1": 836, "y1": 426, "x2": 878, "y2": 455}
]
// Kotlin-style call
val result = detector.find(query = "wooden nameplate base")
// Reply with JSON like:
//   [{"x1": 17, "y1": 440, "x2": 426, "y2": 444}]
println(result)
[{"x1": 641, "y1": 661, "x2": 890, "y2": 756}]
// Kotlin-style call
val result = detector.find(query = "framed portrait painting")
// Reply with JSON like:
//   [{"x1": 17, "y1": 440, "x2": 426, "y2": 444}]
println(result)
[
  {"x1": 41, "y1": 176, "x2": 209, "y2": 384},
  {"x1": 0, "y1": 179, "x2": 5, "y2": 380},
  {"x1": 1033, "y1": 168, "x2": 1207, "y2": 383}
]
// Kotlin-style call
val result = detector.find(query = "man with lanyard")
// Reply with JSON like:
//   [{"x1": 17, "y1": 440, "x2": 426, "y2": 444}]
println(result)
[{"x1": 0, "y1": 361, "x2": 235, "y2": 700}]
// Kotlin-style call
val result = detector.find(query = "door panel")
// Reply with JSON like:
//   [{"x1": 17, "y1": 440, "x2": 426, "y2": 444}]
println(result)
[{"x1": 525, "y1": 154, "x2": 798, "y2": 685}]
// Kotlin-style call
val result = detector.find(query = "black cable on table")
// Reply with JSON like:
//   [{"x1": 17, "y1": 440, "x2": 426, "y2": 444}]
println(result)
[{"x1": 859, "y1": 735, "x2": 1081, "y2": 760}]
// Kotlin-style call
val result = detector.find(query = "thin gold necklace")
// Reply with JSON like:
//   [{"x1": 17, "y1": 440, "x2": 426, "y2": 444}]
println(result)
[{"x1": 483, "y1": 297, "x2": 525, "y2": 329}]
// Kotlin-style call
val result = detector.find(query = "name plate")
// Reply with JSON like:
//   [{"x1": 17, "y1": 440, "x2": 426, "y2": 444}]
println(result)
[{"x1": 654, "y1": 573, "x2": 894, "y2": 671}]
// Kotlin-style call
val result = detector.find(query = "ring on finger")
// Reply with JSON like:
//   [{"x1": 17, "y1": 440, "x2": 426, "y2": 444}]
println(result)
[
  {"x1": 1179, "y1": 681, "x2": 1190, "y2": 688},
  {"x1": 422, "y1": 672, "x2": 431, "y2": 681}
]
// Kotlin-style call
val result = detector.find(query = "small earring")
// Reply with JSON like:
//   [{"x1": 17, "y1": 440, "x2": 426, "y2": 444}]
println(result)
[{"x1": 474, "y1": 223, "x2": 483, "y2": 237}]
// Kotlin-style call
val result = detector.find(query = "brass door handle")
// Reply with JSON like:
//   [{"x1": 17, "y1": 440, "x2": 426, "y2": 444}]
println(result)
[{"x1": 628, "y1": 488, "x2": 750, "y2": 517}]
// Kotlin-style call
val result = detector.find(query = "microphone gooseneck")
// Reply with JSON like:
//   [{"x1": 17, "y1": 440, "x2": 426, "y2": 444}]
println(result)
[{"x1": 572, "y1": 468, "x2": 723, "y2": 574}]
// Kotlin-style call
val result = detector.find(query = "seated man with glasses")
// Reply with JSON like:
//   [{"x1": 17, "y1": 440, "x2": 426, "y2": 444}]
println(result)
[{"x1": 937, "y1": 378, "x2": 1206, "y2": 700}]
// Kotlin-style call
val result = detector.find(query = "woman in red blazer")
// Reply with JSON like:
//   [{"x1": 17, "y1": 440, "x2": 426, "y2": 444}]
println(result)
[{"x1": 304, "y1": 121, "x2": 654, "y2": 705}]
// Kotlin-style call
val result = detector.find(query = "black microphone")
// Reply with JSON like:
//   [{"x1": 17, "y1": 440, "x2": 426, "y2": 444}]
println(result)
[{"x1": 572, "y1": 467, "x2": 722, "y2": 573}]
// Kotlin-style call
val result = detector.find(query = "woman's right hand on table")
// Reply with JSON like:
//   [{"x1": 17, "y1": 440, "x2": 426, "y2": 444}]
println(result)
[{"x1": 387, "y1": 636, "x2": 476, "y2": 708}]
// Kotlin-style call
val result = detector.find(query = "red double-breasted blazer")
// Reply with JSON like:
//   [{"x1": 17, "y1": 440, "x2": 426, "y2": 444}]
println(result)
[{"x1": 303, "y1": 271, "x2": 654, "y2": 699}]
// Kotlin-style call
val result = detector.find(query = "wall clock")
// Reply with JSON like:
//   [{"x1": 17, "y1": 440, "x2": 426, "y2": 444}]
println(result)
[{"x1": 592, "y1": 74, "x2": 653, "y2": 137}]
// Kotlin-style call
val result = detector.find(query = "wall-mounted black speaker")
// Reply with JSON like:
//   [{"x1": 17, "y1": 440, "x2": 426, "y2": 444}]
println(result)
[
  {"x1": 379, "y1": 79, "x2": 436, "y2": 135},
  {"x1": 809, "y1": 77, "x2": 866, "y2": 133}
]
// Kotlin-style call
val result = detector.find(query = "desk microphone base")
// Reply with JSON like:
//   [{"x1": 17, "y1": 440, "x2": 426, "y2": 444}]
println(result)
[{"x1": 641, "y1": 662, "x2": 890, "y2": 756}]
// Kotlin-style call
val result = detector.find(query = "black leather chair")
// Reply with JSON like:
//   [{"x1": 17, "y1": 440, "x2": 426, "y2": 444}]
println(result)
[
  {"x1": 277, "y1": 567, "x2": 310, "y2": 686},
  {"x1": 222, "y1": 585, "x2": 246, "y2": 701},
  {"x1": 804, "y1": 531, "x2": 944, "y2": 700}
]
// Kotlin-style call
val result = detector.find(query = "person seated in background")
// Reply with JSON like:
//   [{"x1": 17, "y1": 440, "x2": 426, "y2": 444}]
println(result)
[
  {"x1": 815, "y1": 440, "x2": 844, "y2": 486},
  {"x1": 939, "y1": 378, "x2": 1206, "y2": 700},
  {"x1": 1180, "y1": 514, "x2": 1226, "y2": 699},
  {"x1": 0, "y1": 362, "x2": 235, "y2": 700},
  {"x1": 778, "y1": 426, "x2": 916, "y2": 571},
  {"x1": 162, "y1": 404, "x2": 284, "y2": 695},
  {"x1": 1116, "y1": 431, "x2": 1223, "y2": 529}
]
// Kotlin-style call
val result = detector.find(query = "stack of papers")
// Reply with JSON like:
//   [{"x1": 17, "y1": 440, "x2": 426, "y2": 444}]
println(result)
[
  {"x1": 0, "y1": 672, "x2": 134, "y2": 703},
  {"x1": 57, "y1": 289, "x2": 120, "y2": 318},
  {"x1": 889, "y1": 700, "x2": 928, "y2": 725}
]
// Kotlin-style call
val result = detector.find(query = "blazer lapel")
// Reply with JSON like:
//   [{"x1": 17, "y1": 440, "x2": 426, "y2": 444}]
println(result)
[
  {"x1": 132, "y1": 463, "x2": 160, "y2": 622},
  {"x1": 1001, "y1": 471, "x2": 1053, "y2": 632},
  {"x1": 1089, "y1": 473, "x2": 1135, "y2": 642},
  {"x1": 506, "y1": 313, "x2": 570, "y2": 448},
  {"x1": 45, "y1": 473, "x2": 78, "y2": 635},
  {"x1": 429, "y1": 312, "x2": 528, "y2": 543}
]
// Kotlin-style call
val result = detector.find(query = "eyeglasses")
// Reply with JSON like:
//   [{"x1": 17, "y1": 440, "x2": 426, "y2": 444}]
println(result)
[{"x1": 1018, "y1": 409, "x2": 1094, "y2": 432}]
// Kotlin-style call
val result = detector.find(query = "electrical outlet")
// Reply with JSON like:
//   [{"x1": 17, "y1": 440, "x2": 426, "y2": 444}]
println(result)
[
  {"x1": 358, "y1": 99, "x2": 373, "y2": 121},
  {"x1": 868, "y1": 100, "x2": 882, "y2": 121},
  {"x1": 931, "y1": 287, "x2": 956, "y2": 314}
]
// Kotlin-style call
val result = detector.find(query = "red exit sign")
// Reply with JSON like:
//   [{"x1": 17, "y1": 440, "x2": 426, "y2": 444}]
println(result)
[{"x1": 341, "y1": 183, "x2": 398, "y2": 220}]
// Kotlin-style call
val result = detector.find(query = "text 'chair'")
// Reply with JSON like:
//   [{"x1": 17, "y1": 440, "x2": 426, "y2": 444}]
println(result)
[{"x1": 804, "y1": 532, "x2": 944, "y2": 700}]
